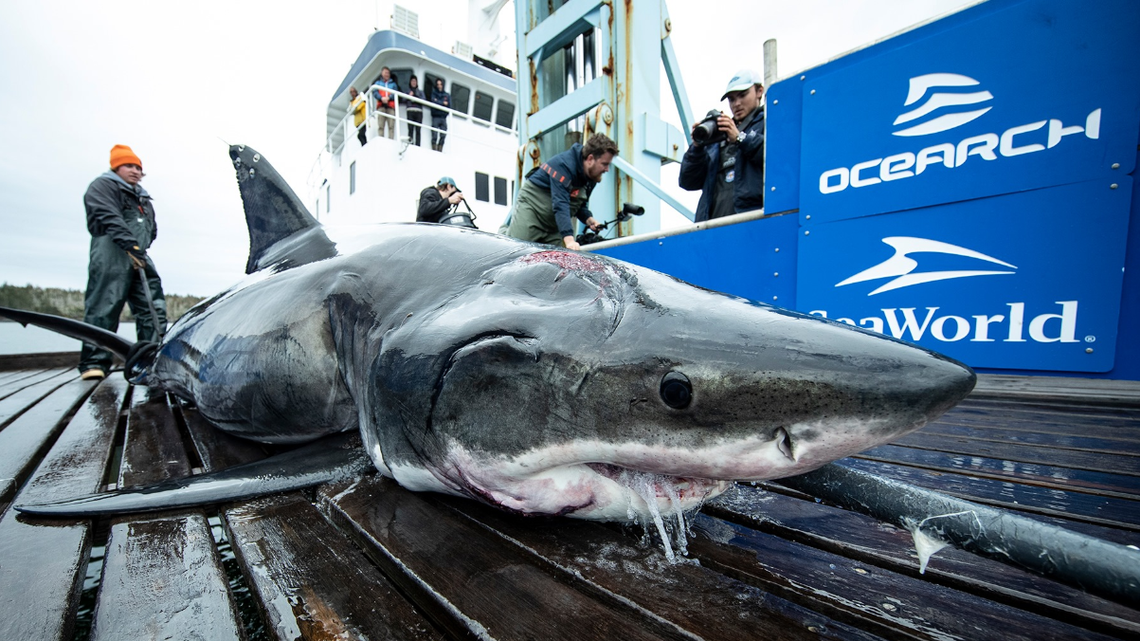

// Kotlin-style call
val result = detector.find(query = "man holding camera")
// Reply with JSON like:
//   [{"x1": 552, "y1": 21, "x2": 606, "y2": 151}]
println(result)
[
  {"x1": 417, "y1": 176, "x2": 464, "y2": 223},
  {"x1": 507, "y1": 133, "x2": 617, "y2": 250},
  {"x1": 679, "y1": 70, "x2": 766, "y2": 222}
]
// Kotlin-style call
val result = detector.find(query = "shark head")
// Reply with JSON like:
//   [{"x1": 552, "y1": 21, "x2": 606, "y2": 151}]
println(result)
[{"x1": 364, "y1": 244, "x2": 976, "y2": 522}]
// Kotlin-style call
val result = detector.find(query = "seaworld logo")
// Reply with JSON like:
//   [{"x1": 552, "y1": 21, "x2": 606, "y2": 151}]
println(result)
[
  {"x1": 817, "y1": 72, "x2": 1102, "y2": 195},
  {"x1": 812, "y1": 237, "x2": 1080, "y2": 344},
  {"x1": 892, "y1": 73, "x2": 993, "y2": 137},
  {"x1": 835, "y1": 237, "x2": 1016, "y2": 296}
]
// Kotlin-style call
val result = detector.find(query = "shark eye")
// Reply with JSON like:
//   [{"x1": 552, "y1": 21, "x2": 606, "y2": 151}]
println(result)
[{"x1": 660, "y1": 371, "x2": 692, "y2": 409}]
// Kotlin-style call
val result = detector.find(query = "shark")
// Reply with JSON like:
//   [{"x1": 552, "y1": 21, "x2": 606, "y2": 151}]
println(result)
[{"x1": 2, "y1": 145, "x2": 976, "y2": 522}]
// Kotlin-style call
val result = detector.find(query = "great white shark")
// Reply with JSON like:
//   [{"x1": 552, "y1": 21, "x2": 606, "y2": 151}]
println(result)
[{"x1": 2, "y1": 145, "x2": 976, "y2": 522}]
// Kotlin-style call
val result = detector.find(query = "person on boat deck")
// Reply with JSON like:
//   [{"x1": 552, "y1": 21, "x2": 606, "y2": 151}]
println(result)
[
  {"x1": 417, "y1": 177, "x2": 465, "y2": 223},
  {"x1": 506, "y1": 133, "x2": 616, "y2": 250},
  {"x1": 348, "y1": 86, "x2": 368, "y2": 146},
  {"x1": 429, "y1": 78, "x2": 450, "y2": 152},
  {"x1": 405, "y1": 76, "x2": 425, "y2": 147},
  {"x1": 78, "y1": 144, "x2": 167, "y2": 380},
  {"x1": 679, "y1": 69, "x2": 766, "y2": 222},
  {"x1": 372, "y1": 66, "x2": 398, "y2": 140}
]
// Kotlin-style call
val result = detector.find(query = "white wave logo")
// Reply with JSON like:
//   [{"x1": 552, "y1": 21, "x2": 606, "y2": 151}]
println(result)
[
  {"x1": 893, "y1": 73, "x2": 993, "y2": 137},
  {"x1": 836, "y1": 237, "x2": 1016, "y2": 296}
]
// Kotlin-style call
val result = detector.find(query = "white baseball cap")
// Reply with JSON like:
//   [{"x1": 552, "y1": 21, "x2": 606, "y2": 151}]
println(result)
[{"x1": 722, "y1": 69, "x2": 761, "y2": 100}]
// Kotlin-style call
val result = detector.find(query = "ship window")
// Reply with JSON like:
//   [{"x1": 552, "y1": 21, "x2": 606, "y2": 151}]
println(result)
[
  {"x1": 349, "y1": 162, "x2": 356, "y2": 195},
  {"x1": 475, "y1": 172, "x2": 490, "y2": 202},
  {"x1": 388, "y1": 67, "x2": 414, "y2": 92},
  {"x1": 451, "y1": 83, "x2": 471, "y2": 114},
  {"x1": 473, "y1": 91, "x2": 494, "y2": 122},
  {"x1": 494, "y1": 176, "x2": 507, "y2": 206},
  {"x1": 326, "y1": 185, "x2": 331, "y2": 213},
  {"x1": 495, "y1": 101, "x2": 515, "y2": 129},
  {"x1": 425, "y1": 72, "x2": 444, "y2": 96}
]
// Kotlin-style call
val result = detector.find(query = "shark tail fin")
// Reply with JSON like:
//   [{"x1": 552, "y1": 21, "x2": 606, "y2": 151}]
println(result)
[
  {"x1": 0, "y1": 306, "x2": 134, "y2": 362},
  {"x1": 228, "y1": 144, "x2": 335, "y2": 274}
]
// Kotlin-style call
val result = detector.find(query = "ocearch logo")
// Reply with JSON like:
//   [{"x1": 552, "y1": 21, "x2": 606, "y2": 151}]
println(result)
[
  {"x1": 818, "y1": 72, "x2": 1101, "y2": 195},
  {"x1": 835, "y1": 237, "x2": 1016, "y2": 296},
  {"x1": 893, "y1": 73, "x2": 993, "y2": 137}
]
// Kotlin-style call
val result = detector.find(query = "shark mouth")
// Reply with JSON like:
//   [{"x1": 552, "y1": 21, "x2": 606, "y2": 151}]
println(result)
[{"x1": 584, "y1": 463, "x2": 731, "y2": 505}]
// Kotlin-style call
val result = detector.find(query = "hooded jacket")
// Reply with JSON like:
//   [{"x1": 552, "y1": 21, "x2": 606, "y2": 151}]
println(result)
[{"x1": 84, "y1": 171, "x2": 157, "y2": 252}]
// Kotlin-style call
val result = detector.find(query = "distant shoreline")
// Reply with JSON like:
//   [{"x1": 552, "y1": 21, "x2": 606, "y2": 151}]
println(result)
[{"x1": 0, "y1": 283, "x2": 204, "y2": 321}]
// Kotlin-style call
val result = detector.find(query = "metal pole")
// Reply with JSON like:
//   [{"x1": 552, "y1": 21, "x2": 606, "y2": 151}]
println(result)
[
  {"x1": 135, "y1": 264, "x2": 165, "y2": 343},
  {"x1": 763, "y1": 39, "x2": 778, "y2": 87},
  {"x1": 776, "y1": 463, "x2": 1140, "y2": 608}
]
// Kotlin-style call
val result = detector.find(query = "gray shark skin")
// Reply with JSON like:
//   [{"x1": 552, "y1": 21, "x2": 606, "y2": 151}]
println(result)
[{"x1": 9, "y1": 145, "x2": 976, "y2": 522}]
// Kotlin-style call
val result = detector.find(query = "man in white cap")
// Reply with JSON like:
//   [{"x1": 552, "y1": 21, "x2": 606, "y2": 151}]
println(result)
[{"x1": 679, "y1": 69, "x2": 766, "y2": 222}]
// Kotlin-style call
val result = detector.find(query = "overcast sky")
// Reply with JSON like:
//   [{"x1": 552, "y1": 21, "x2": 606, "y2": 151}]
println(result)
[{"x1": 0, "y1": 0, "x2": 975, "y2": 297}]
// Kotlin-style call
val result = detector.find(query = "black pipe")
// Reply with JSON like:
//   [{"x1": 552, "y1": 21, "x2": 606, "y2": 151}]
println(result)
[{"x1": 774, "y1": 463, "x2": 1140, "y2": 608}]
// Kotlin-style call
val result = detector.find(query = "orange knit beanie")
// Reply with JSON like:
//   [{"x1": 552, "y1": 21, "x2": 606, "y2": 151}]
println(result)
[{"x1": 109, "y1": 144, "x2": 142, "y2": 170}]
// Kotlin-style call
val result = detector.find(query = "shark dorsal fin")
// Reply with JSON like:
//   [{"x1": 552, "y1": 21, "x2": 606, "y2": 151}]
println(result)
[{"x1": 229, "y1": 144, "x2": 335, "y2": 273}]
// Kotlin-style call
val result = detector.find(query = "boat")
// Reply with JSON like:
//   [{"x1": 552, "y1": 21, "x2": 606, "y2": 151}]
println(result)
[
  {"x1": 2, "y1": 1, "x2": 1139, "y2": 638},
  {"x1": 306, "y1": 5, "x2": 520, "y2": 232}
]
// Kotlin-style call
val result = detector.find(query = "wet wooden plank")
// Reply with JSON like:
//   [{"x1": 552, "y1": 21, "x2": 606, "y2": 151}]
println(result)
[
  {"x1": 945, "y1": 400, "x2": 1140, "y2": 434},
  {"x1": 0, "y1": 371, "x2": 76, "y2": 429},
  {"x1": 117, "y1": 389, "x2": 193, "y2": 488},
  {"x1": 0, "y1": 378, "x2": 96, "y2": 506},
  {"x1": 915, "y1": 421, "x2": 1140, "y2": 453},
  {"x1": 92, "y1": 385, "x2": 243, "y2": 641},
  {"x1": 707, "y1": 484, "x2": 1140, "y2": 638},
  {"x1": 91, "y1": 513, "x2": 242, "y2": 641},
  {"x1": 0, "y1": 368, "x2": 70, "y2": 404},
  {"x1": 972, "y1": 374, "x2": 1140, "y2": 406},
  {"x1": 0, "y1": 365, "x2": 69, "y2": 389},
  {"x1": 0, "y1": 365, "x2": 55, "y2": 387},
  {"x1": 0, "y1": 377, "x2": 126, "y2": 641},
  {"x1": 439, "y1": 494, "x2": 887, "y2": 641},
  {"x1": 845, "y1": 457, "x2": 1140, "y2": 533},
  {"x1": 689, "y1": 514, "x2": 1122, "y2": 641},
  {"x1": 321, "y1": 476, "x2": 697, "y2": 641},
  {"x1": 224, "y1": 492, "x2": 444, "y2": 641},
  {"x1": 855, "y1": 442, "x2": 1140, "y2": 499},
  {"x1": 889, "y1": 432, "x2": 1140, "y2": 477}
]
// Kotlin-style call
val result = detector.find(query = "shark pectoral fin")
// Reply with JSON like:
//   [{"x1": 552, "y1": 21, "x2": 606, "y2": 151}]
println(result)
[{"x1": 15, "y1": 432, "x2": 372, "y2": 518}]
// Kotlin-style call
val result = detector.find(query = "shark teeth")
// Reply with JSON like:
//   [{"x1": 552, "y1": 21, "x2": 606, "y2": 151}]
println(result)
[{"x1": 584, "y1": 463, "x2": 728, "y2": 500}]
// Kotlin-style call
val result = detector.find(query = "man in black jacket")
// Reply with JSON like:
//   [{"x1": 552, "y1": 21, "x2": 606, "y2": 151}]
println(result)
[
  {"x1": 417, "y1": 176, "x2": 465, "y2": 223},
  {"x1": 679, "y1": 69, "x2": 766, "y2": 222},
  {"x1": 78, "y1": 144, "x2": 167, "y2": 380}
]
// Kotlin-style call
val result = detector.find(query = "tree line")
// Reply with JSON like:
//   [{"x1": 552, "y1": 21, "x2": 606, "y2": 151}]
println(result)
[{"x1": 0, "y1": 283, "x2": 205, "y2": 321}]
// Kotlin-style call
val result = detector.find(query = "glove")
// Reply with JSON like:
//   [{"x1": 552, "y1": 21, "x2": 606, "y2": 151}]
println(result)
[{"x1": 127, "y1": 245, "x2": 147, "y2": 269}]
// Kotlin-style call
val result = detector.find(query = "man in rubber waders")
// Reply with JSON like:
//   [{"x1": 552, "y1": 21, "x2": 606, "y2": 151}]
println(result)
[
  {"x1": 77, "y1": 144, "x2": 167, "y2": 380},
  {"x1": 507, "y1": 133, "x2": 616, "y2": 250}
]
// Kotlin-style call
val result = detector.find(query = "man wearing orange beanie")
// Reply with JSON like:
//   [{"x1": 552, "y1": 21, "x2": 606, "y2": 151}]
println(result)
[{"x1": 77, "y1": 144, "x2": 168, "y2": 380}]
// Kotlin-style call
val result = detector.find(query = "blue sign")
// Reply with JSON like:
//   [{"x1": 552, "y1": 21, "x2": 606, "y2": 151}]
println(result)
[
  {"x1": 797, "y1": 178, "x2": 1131, "y2": 372},
  {"x1": 798, "y1": 0, "x2": 1140, "y2": 223}
]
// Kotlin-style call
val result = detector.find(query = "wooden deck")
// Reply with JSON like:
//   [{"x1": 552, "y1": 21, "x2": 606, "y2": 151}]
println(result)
[{"x1": 1, "y1": 353, "x2": 1137, "y2": 640}]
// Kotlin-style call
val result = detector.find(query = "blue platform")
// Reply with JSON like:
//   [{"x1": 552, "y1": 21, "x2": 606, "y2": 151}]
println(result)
[{"x1": 597, "y1": 0, "x2": 1140, "y2": 381}]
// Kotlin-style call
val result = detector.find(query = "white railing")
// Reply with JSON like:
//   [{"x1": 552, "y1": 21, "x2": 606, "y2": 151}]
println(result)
[
  {"x1": 307, "y1": 89, "x2": 517, "y2": 208},
  {"x1": 336, "y1": 88, "x2": 514, "y2": 154}
]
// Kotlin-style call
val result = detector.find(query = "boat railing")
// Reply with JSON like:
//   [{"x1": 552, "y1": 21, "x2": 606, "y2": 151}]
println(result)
[{"x1": 308, "y1": 88, "x2": 516, "y2": 196}]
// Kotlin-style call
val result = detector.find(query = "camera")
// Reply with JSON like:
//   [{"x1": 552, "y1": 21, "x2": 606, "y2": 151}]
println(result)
[
  {"x1": 692, "y1": 109, "x2": 727, "y2": 146},
  {"x1": 576, "y1": 203, "x2": 645, "y2": 246}
]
